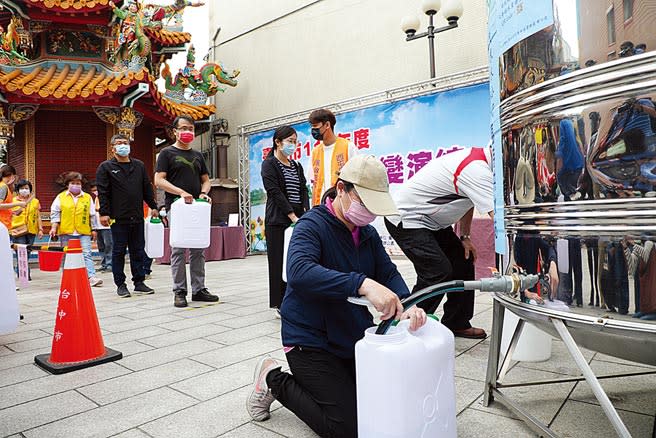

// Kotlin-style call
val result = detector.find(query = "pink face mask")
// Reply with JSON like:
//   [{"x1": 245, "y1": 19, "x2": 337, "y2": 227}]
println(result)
[
  {"x1": 178, "y1": 131, "x2": 195, "y2": 144},
  {"x1": 340, "y1": 191, "x2": 377, "y2": 227}
]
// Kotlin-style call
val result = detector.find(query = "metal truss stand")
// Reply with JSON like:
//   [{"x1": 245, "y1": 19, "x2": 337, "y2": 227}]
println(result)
[
  {"x1": 484, "y1": 298, "x2": 656, "y2": 438},
  {"x1": 237, "y1": 127, "x2": 252, "y2": 253}
]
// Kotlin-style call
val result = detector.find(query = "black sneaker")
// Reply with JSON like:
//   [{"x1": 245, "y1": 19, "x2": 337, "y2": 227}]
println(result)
[
  {"x1": 192, "y1": 288, "x2": 219, "y2": 302},
  {"x1": 134, "y1": 282, "x2": 155, "y2": 295},
  {"x1": 174, "y1": 293, "x2": 188, "y2": 308},
  {"x1": 117, "y1": 284, "x2": 131, "y2": 298}
]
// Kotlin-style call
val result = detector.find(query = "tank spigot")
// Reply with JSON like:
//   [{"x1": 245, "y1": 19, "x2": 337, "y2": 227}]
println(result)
[{"x1": 463, "y1": 268, "x2": 539, "y2": 296}]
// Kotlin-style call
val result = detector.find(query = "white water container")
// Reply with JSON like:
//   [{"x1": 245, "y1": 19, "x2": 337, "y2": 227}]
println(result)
[
  {"x1": 281, "y1": 224, "x2": 295, "y2": 282},
  {"x1": 0, "y1": 222, "x2": 20, "y2": 334},
  {"x1": 169, "y1": 198, "x2": 211, "y2": 249},
  {"x1": 501, "y1": 309, "x2": 552, "y2": 362},
  {"x1": 144, "y1": 218, "x2": 164, "y2": 258},
  {"x1": 355, "y1": 317, "x2": 457, "y2": 438}
]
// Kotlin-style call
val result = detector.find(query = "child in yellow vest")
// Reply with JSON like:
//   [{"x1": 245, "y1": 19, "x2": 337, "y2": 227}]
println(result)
[
  {"x1": 11, "y1": 180, "x2": 43, "y2": 279},
  {"x1": 49, "y1": 172, "x2": 102, "y2": 287}
]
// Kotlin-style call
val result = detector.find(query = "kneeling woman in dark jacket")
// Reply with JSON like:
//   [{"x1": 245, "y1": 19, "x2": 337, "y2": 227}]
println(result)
[
  {"x1": 247, "y1": 155, "x2": 427, "y2": 438},
  {"x1": 261, "y1": 126, "x2": 310, "y2": 315}
]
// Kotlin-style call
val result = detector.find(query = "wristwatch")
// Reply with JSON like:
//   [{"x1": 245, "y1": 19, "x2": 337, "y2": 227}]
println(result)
[{"x1": 460, "y1": 234, "x2": 471, "y2": 241}]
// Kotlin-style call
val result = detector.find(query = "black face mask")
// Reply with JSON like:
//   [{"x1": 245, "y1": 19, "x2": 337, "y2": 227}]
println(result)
[{"x1": 311, "y1": 127, "x2": 323, "y2": 141}]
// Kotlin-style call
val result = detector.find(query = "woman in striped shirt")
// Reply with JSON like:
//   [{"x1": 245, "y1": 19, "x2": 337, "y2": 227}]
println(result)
[{"x1": 261, "y1": 126, "x2": 310, "y2": 317}]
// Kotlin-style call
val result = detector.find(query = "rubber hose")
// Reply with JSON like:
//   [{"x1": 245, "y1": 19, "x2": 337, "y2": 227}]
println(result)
[{"x1": 375, "y1": 280, "x2": 466, "y2": 335}]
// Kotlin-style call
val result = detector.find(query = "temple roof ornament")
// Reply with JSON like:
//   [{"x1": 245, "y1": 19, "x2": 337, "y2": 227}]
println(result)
[
  {"x1": 161, "y1": 44, "x2": 239, "y2": 106},
  {"x1": 0, "y1": 1, "x2": 224, "y2": 124}
]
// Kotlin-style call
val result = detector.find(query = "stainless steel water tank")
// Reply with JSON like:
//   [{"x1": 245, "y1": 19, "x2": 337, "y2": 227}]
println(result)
[{"x1": 493, "y1": 0, "x2": 656, "y2": 365}]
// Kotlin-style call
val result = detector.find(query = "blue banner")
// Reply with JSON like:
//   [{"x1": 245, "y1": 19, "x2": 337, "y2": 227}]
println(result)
[{"x1": 247, "y1": 83, "x2": 490, "y2": 252}]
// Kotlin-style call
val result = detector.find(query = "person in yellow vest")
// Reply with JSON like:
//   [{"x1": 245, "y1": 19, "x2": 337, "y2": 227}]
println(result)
[
  {"x1": 0, "y1": 164, "x2": 25, "y2": 233},
  {"x1": 49, "y1": 171, "x2": 103, "y2": 287},
  {"x1": 308, "y1": 109, "x2": 359, "y2": 206},
  {"x1": 11, "y1": 179, "x2": 43, "y2": 279}
]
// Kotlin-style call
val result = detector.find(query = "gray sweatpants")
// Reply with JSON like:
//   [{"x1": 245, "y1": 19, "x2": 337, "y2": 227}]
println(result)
[{"x1": 171, "y1": 247, "x2": 206, "y2": 295}]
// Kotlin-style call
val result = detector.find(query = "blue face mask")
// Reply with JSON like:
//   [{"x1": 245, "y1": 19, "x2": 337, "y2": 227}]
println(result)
[
  {"x1": 281, "y1": 142, "x2": 296, "y2": 157},
  {"x1": 115, "y1": 144, "x2": 130, "y2": 157}
]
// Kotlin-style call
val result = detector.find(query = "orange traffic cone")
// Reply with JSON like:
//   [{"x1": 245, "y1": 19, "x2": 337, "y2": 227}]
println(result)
[{"x1": 34, "y1": 238, "x2": 121, "y2": 374}]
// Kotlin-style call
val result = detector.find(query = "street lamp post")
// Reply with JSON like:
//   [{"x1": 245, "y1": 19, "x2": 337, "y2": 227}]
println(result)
[{"x1": 401, "y1": 0, "x2": 464, "y2": 79}]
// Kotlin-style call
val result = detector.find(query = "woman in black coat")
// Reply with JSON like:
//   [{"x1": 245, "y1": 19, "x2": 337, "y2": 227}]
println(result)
[{"x1": 261, "y1": 126, "x2": 310, "y2": 315}]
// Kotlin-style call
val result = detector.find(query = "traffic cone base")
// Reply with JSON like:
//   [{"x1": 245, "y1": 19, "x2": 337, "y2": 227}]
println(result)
[
  {"x1": 34, "y1": 348, "x2": 122, "y2": 375},
  {"x1": 34, "y1": 238, "x2": 122, "y2": 374}
]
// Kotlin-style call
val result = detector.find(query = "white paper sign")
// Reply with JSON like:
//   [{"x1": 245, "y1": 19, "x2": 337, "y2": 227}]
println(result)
[{"x1": 17, "y1": 244, "x2": 29, "y2": 288}]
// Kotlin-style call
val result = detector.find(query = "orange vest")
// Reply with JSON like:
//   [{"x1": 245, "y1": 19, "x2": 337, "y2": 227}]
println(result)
[
  {"x1": 311, "y1": 137, "x2": 349, "y2": 206},
  {"x1": 0, "y1": 182, "x2": 12, "y2": 230}
]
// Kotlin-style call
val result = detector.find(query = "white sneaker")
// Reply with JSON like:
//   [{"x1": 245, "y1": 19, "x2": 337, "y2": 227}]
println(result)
[
  {"x1": 246, "y1": 355, "x2": 279, "y2": 421},
  {"x1": 89, "y1": 276, "x2": 103, "y2": 287}
]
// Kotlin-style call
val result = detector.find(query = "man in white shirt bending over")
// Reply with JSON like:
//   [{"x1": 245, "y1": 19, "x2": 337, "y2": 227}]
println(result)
[
  {"x1": 308, "y1": 109, "x2": 358, "y2": 206},
  {"x1": 385, "y1": 146, "x2": 494, "y2": 339}
]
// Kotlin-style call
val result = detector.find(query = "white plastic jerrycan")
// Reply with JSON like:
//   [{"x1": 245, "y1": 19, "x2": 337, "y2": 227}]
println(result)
[
  {"x1": 169, "y1": 198, "x2": 211, "y2": 249},
  {"x1": 0, "y1": 222, "x2": 20, "y2": 334},
  {"x1": 144, "y1": 217, "x2": 165, "y2": 258},
  {"x1": 281, "y1": 223, "x2": 295, "y2": 282},
  {"x1": 355, "y1": 317, "x2": 457, "y2": 438},
  {"x1": 501, "y1": 309, "x2": 552, "y2": 362}
]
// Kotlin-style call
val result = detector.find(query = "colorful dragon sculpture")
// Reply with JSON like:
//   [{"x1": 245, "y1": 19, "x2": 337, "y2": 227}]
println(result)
[{"x1": 160, "y1": 45, "x2": 239, "y2": 105}]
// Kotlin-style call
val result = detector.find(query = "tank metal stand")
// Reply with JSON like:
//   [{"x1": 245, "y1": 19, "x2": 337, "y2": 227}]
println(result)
[{"x1": 484, "y1": 298, "x2": 655, "y2": 438}]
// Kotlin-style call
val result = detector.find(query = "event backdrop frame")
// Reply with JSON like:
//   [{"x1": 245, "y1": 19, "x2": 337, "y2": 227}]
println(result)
[{"x1": 237, "y1": 66, "x2": 489, "y2": 253}]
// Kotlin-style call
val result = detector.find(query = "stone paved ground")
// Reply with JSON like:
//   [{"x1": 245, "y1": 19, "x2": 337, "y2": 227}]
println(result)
[{"x1": 1, "y1": 255, "x2": 655, "y2": 437}]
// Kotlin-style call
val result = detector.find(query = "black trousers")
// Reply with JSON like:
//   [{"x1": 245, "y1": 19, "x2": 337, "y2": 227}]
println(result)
[
  {"x1": 110, "y1": 222, "x2": 145, "y2": 287},
  {"x1": 265, "y1": 224, "x2": 287, "y2": 309},
  {"x1": 267, "y1": 347, "x2": 357, "y2": 438},
  {"x1": 384, "y1": 219, "x2": 475, "y2": 331}
]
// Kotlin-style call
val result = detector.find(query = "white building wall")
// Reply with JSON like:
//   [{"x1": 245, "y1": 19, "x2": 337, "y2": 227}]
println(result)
[{"x1": 209, "y1": 0, "x2": 489, "y2": 178}]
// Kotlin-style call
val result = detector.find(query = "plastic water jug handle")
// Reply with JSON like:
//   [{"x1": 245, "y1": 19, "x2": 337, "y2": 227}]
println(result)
[{"x1": 347, "y1": 297, "x2": 370, "y2": 307}]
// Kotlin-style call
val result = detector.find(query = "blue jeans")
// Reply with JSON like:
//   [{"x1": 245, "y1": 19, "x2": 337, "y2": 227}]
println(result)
[
  {"x1": 96, "y1": 229, "x2": 113, "y2": 270},
  {"x1": 59, "y1": 234, "x2": 96, "y2": 278},
  {"x1": 12, "y1": 233, "x2": 35, "y2": 278},
  {"x1": 111, "y1": 222, "x2": 145, "y2": 287}
]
